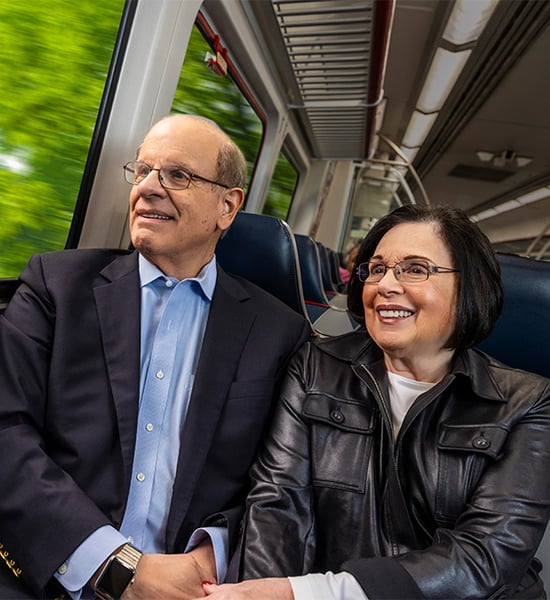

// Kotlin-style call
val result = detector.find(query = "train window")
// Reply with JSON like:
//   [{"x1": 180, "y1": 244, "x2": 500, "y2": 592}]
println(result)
[
  {"x1": 171, "y1": 24, "x2": 263, "y2": 195},
  {"x1": 263, "y1": 150, "x2": 298, "y2": 220},
  {"x1": 0, "y1": 0, "x2": 125, "y2": 279}
]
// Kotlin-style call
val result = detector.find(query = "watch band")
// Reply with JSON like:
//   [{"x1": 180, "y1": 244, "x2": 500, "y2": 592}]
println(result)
[
  {"x1": 115, "y1": 544, "x2": 142, "y2": 571},
  {"x1": 94, "y1": 543, "x2": 142, "y2": 600}
]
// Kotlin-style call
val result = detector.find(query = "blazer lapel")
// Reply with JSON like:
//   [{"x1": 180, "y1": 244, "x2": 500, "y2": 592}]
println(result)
[
  {"x1": 166, "y1": 268, "x2": 256, "y2": 547},
  {"x1": 93, "y1": 251, "x2": 141, "y2": 481}
]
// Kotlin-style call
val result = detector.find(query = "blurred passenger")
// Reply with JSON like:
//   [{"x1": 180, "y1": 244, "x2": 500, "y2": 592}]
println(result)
[
  {"x1": 0, "y1": 114, "x2": 311, "y2": 599},
  {"x1": 195, "y1": 205, "x2": 550, "y2": 600},
  {"x1": 339, "y1": 241, "x2": 361, "y2": 286}
]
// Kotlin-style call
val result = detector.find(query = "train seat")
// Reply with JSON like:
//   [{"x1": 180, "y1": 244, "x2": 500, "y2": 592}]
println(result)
[
  {"x1": 294, "y1": 234, "x2": 331, "y2": 320},
  {"x1": 327, "y1": 247, "x2": 346, "y2": 291},
  {"x1": 294, "y1": 234, "x2": 359, "y2": 336},
  {"x1": 315, "y1": 242, "x2": 338, "y2": 295},
  {"x1": 216, "y1": 211, "x2": 310, "y2": 323},
  {"x1": 315, "y1": 242, "x2": 348, "y2": 307},
  {"x1": 478, "y1": 255, "x2": 550, "y2": 588},
  {"x1": 476, "y1": 253, "x2": 550, "y2": 379}
]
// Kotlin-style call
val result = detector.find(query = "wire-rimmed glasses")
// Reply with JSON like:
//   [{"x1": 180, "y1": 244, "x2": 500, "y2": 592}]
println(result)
[
  {"x1": 357, "y1": 260, "x2": 460, "y2": 283},
  {"x1": 123, "y1": 161, "x2": 229, "y2": 190}
]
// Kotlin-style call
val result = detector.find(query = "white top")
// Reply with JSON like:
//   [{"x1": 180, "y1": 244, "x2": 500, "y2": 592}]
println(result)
[{"x1": 387, "y1": 371, "x2": 435, "y2": 438}]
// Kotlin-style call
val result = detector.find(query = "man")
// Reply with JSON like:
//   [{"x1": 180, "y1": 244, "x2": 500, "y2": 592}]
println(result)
[{"x1": 0, "y1": 115, "x2": 311, "y2": 599}]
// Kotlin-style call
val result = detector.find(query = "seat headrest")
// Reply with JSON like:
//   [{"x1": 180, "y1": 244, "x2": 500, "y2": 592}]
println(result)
[
  {"x1": 294, "y1": 234, "x2": 330, "y2": 306},
  {"x1": 216, "y1": 212, "x2": 308, "y2": 319},
  {"x1": 477, "y1": 253, "x2": 550, "y2": 378}
]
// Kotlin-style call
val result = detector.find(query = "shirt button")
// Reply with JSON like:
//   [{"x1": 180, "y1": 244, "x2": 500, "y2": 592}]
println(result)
[
  {"x1": 146, "y1": 423, "x2": 154, "y2": 432},
  {"x1": 165, "y1": 280, "x2": 173, "y2": 288},
  {"x1": 136, "y1": 472, "x2": 145, "y2": 482},
  {"x1": 156, "y1": 370, "x2": 164, "y2": 379},
  {"x1": 127, "y1": 536, "x2": 134, "y2": 544},
  {"x1": 57, "y1": 563, "x2": 68, "y2": 575}
]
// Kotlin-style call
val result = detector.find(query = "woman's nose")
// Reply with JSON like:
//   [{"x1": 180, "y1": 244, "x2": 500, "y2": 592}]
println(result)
[{"x1": 377, "y1": 267, "x2": 403, "y2": 293}]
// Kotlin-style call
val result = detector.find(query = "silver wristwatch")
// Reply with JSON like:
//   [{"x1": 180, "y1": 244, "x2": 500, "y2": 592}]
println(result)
[{"x1": 93, "y1": 543, "x2": 142, "y2": 600}]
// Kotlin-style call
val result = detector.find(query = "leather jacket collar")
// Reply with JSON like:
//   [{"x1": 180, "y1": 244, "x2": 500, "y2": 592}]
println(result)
[{"x1": 315, "y1": 327, "x2": 507, "y2": 403}]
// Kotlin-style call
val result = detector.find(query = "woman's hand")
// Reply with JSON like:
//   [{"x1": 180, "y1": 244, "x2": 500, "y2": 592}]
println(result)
[{"x1": 196, "y1": 578, "x2": 294, "y2": 599}]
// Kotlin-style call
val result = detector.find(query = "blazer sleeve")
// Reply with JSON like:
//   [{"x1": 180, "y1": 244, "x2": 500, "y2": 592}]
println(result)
[{"x1": 0, "y1": 254, "x2": 119, "y2": 593}]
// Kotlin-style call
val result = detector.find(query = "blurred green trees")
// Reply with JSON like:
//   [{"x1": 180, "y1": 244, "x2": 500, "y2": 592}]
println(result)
[
  {"x1": 0, "y1": 0, "x2": 124, "y2": 277},
  {"x1": 0, "y1": 8, "x2": 298, "y2": 279}
]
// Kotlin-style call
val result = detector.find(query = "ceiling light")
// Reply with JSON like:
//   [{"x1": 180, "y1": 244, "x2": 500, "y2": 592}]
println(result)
[
  {"x1": 471, "y1": 186, "x2": 550, "y2": 222},
  {"x1": 398, "y1": 0, "x2": 498, "y2": 170},
  {"x1": 417, "y1": 48, "x2": 472, "y2": 113},
  {"x1": 516, "y1": 156, "x2": 533, "y2": 168},
  {"x1": 443, "y1": 0, "x2": 500, "y2": 45},
  {"x1": 516, "y1": 187, "x2": 550, "y2": 205},
  {"x1": 493, "y1": 199, "x2": 521, "y2": 213},
  {"x1": 471, "y1": 208, "x2": 498, "y2": 222},
  {"x1": 476, "y1": 150, "x2": 494, "y2": 163},
  {"x1": 399, "y1": 146, "x2": 419, "y2": 163},
  {"x1": 402, "y1": 111, "x2": 438, "y2": 148},
  {"x1": 476, "y1": 149, "x2": 533, "y2": 168}
]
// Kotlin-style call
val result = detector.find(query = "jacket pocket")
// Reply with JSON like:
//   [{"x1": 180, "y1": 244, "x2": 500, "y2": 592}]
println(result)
[
  {"x1": 303, "y1": 393, "x2": 375, "y2": 492},
  {"x1": 435, "y1": 423, "x2": 509, "y2": 525}
]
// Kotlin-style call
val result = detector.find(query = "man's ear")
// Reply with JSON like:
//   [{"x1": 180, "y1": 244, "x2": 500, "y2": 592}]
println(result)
[{"x1": 218, "y1": 187, "x2": 244, "y2": 230}]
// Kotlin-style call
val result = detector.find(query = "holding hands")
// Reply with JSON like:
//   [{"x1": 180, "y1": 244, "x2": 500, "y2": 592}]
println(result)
[{"x1": 194, "y1": 578, "x2": 294, "y2": 600}]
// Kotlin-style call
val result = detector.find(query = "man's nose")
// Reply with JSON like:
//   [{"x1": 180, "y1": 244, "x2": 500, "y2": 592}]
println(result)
[{"x1": 137, "y1": 168, "x2": 164, "y2": 194}]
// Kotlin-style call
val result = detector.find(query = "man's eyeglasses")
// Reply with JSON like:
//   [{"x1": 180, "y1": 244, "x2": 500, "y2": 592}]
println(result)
[
  {"x1": 123, "y1": 161, "x2": 229, "y2": 190},
  {"x1": 357, "y1": 260, "x2": 460, "y2": 283}
]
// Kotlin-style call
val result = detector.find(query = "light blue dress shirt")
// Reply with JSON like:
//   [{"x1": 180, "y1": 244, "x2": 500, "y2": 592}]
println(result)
[
  {"x1": 122, "y1": 255, "x2": 214, "y2": 549},
  {"x1": 56, "y1": 254, "x2": 227, "y2": 596}
]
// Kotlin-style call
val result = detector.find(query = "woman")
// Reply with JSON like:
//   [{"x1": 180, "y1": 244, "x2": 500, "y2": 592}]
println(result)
[{"x1": 197, "y1": 205, "x2": 550, "y2": 599}]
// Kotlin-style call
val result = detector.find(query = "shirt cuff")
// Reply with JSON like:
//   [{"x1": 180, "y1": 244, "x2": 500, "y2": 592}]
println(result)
[
  {"x1": 185, "y1": 526, "x2": 228, "y2": 583},
  {"x1": 54, "y1": 525, "x2": 128, "y2": 595},
  {"x1": 289, "y1": 571, "x2": 369, "y2": 600}
]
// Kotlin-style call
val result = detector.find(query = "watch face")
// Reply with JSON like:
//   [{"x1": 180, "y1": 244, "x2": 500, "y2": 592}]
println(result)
[{"x1": 97, "y1": 558, "x2": 134, "y2": 598}]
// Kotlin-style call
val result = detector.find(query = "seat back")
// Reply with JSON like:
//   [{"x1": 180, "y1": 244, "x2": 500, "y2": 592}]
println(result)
[
  {"x1": 327, "y1": 247, "x2": 345, "y2": 289},
  {"x1": 294, "y1": 234, "x2": 331, "y2": 307},
  {"x1": 476, "y1": 253, "x2": 550, "y2": 378},
  {"x1": 315, "y1": 242, "x2": 338, "y2": 294},
  {"x1": 216, "y1": 212, "x2": 310, "y2": 321}
]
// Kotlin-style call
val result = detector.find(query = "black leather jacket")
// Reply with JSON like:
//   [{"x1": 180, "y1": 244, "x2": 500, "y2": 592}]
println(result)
[{"x1": 240, "y1": 331, "x2": 550, "y2": 599}]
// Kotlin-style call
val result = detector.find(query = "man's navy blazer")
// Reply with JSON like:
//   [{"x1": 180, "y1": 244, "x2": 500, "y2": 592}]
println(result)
[{"x1": 0, "y1": 249, "x2": 311, "y2": 596}]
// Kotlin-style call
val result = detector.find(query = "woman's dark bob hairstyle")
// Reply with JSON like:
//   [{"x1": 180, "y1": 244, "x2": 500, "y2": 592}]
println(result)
[{"x1": 347, "y1": 204, "x2": 503, "y2": 350}]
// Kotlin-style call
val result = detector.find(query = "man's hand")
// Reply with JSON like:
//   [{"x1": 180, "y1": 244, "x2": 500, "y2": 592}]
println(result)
[{"x1": 122, "y1": 539, "x2": 217, "y2": 600}]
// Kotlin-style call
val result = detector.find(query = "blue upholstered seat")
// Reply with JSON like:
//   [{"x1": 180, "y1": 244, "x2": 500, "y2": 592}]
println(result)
[
  {"x1": 216, "y1": 213, "x2": 358, "y2": 337},
  {"x1": 477, "y1": 253, "x2": 550, "y2": 378},
  {"x1": 294, "y1": 234, "x2": 331, "y2": 321},
  {"x1": 216, "y1": 212, "x2": 310, "y2": 322},
  {"x1": 315, "y1": 242, "x2": 339, "y2": 295}
]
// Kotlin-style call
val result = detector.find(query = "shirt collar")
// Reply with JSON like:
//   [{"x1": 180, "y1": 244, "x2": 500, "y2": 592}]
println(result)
[{"x1": 138, "y1": 253, "x2": 217, "y2": 301}]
